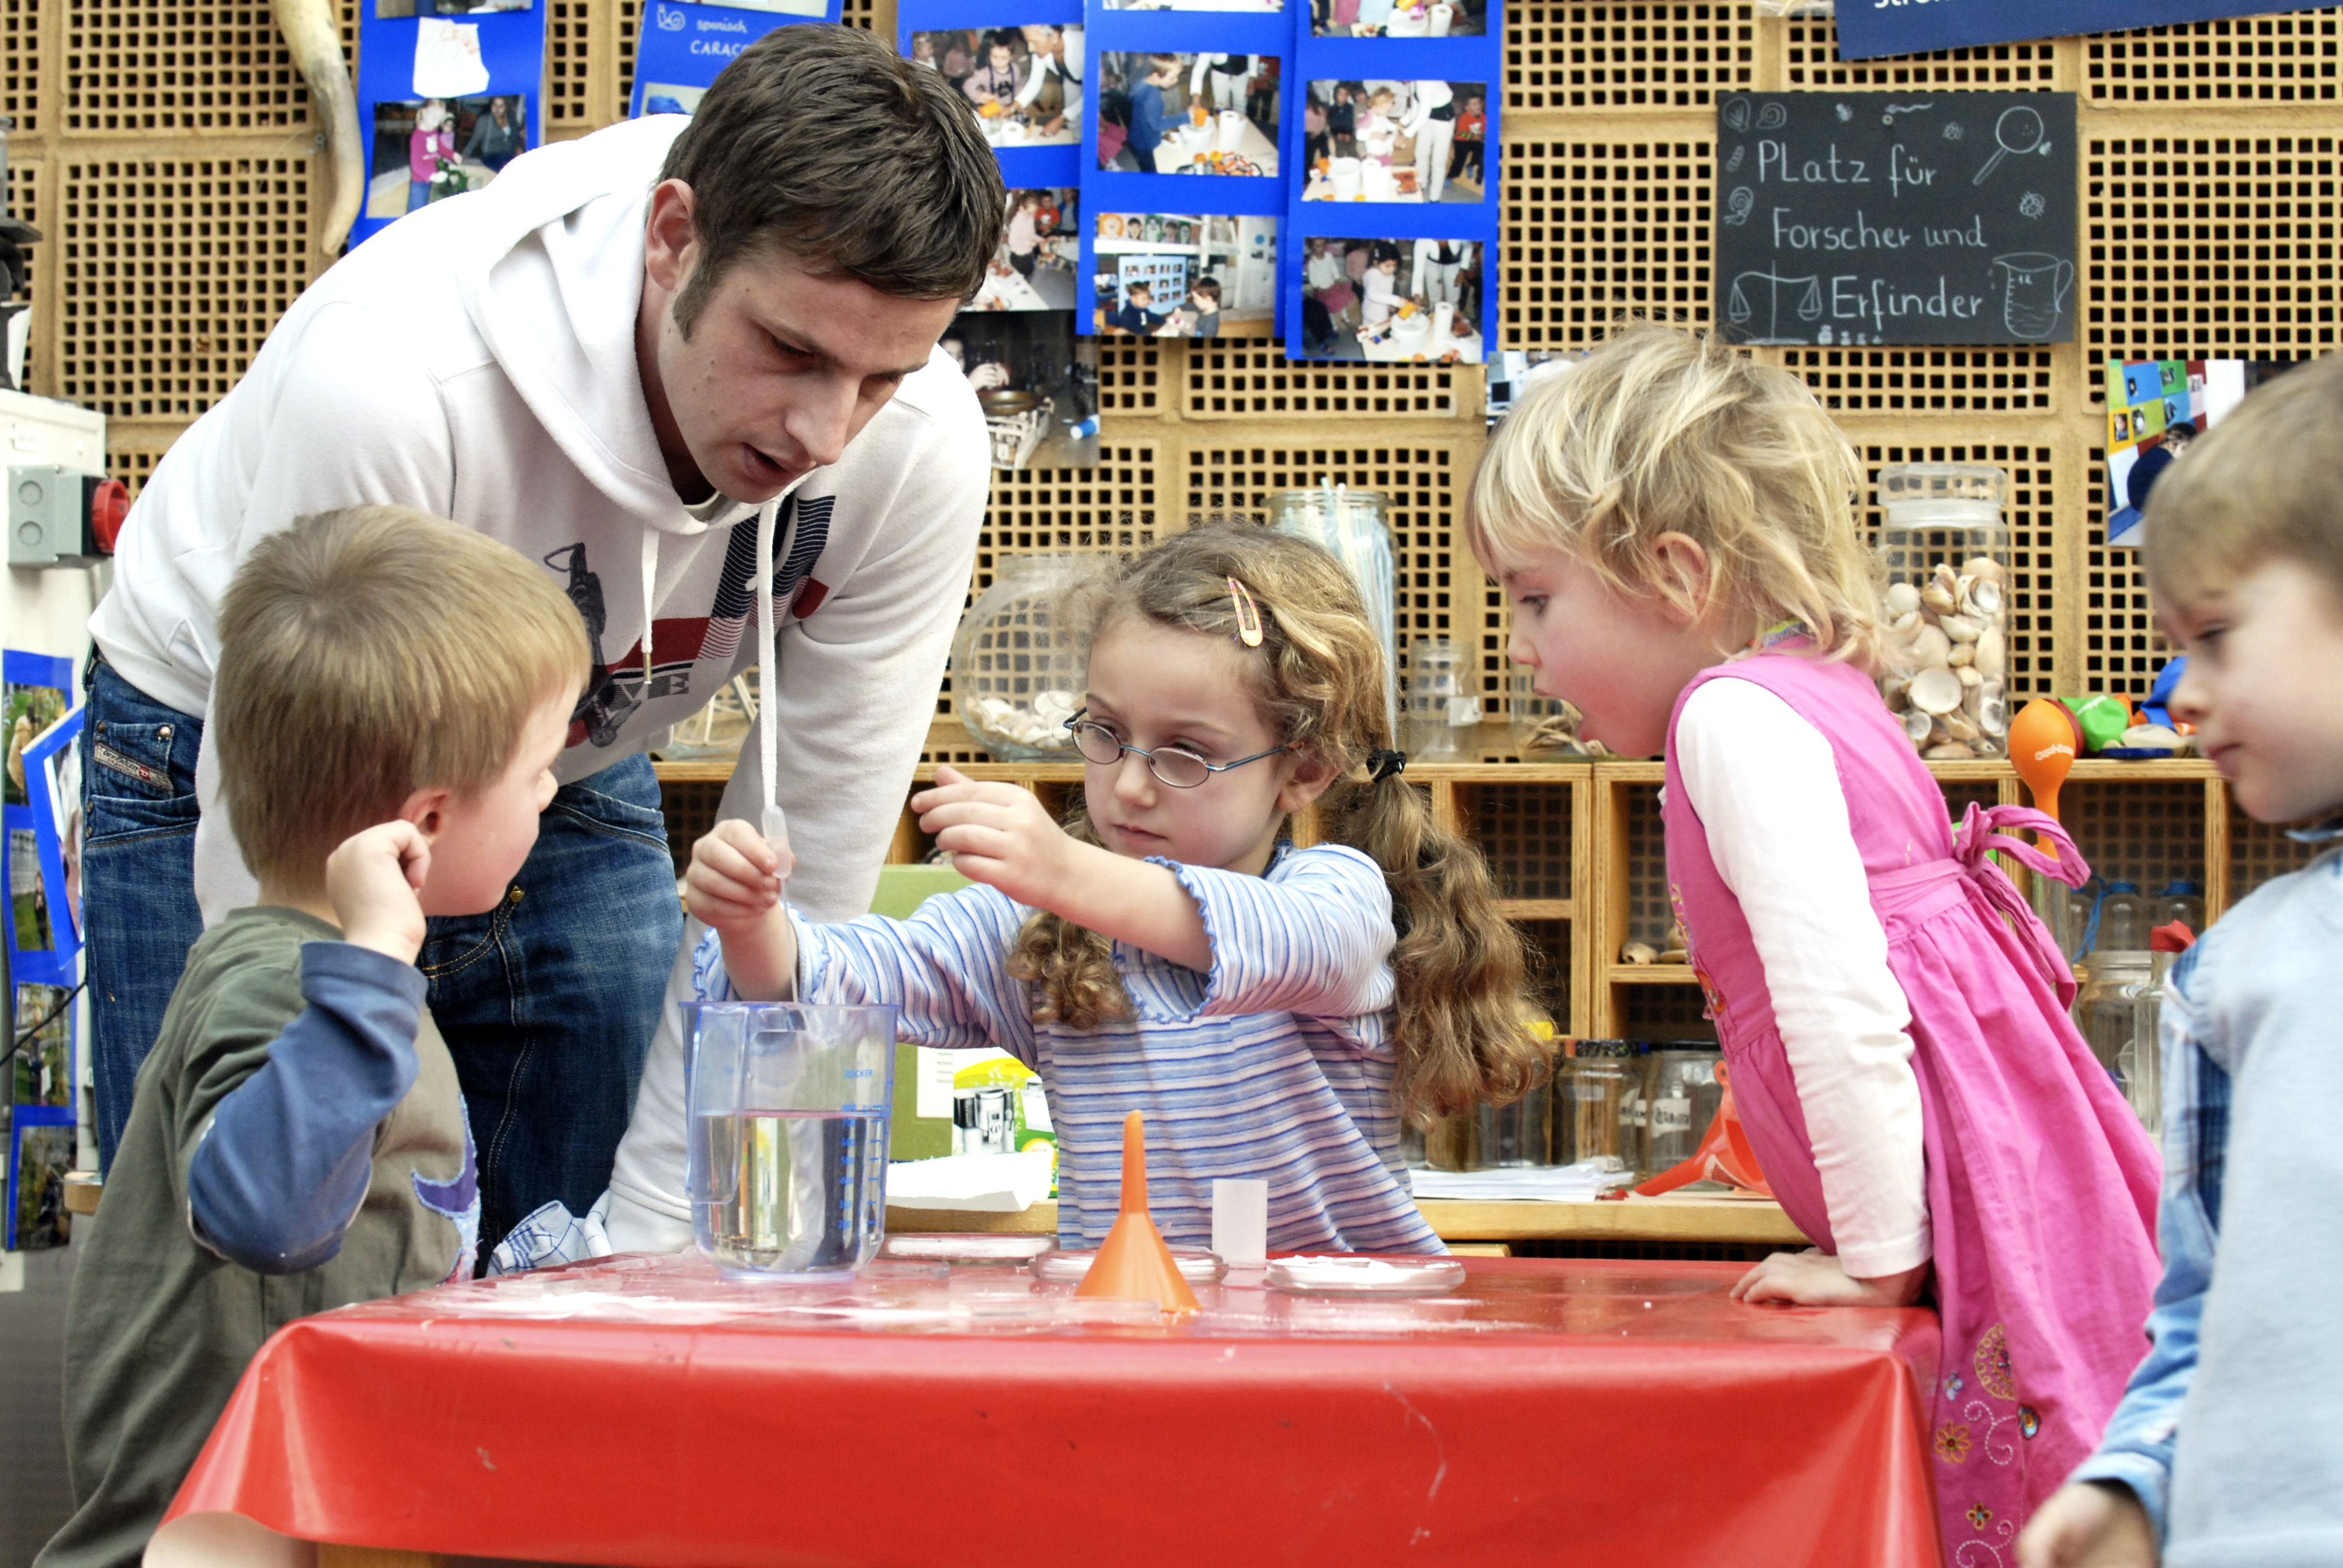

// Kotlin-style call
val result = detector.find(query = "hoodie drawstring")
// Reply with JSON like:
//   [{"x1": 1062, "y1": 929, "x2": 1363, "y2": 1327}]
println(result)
[{"x1": 640, "y1": 527, "x2": 660, "y2": 688}]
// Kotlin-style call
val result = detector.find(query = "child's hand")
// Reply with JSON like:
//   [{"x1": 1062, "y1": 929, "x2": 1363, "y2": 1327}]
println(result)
[
  {"x1": 686, "y1": 819, "x2": 793, "y2": 933},
  {"x1": 913, "y1": 764, "x2": 1080, "y2": 907},
  {"x1": 2017, "y1": 1483, "x2": 2158, "y2": 1568},
  {"x1": 686, "y1": 820, "x2": 798, "y2": 1001},
  {"x1": 1731, "y1": 1247, "x2": 1929, "y2": 1308},
  {"x1": 327, "y1": 820, "x2": 431, "y2": 965}
]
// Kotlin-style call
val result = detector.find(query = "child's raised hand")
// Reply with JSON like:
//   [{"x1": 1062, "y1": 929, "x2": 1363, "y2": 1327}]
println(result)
[
  {"x1": 686, "y1": 818, "x2": 793, "y2": 933},
  {"x1": 2016, "y1": 1483, "x2": 2158, "y2": 1568},
  {"x1": 326, "y1": 820, "x2": 431, "y2": 965},
  {"x1": 1730, "y1": 1247, "x2": 1928, "y2": 1308},
  {"x1": 913, "y1": 763, "x2": 1079, "y2": 908}
]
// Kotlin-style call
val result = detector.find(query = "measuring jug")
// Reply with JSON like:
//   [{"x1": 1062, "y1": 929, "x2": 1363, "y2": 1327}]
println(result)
[{"x1": 684, "y1": 1002, "x2": 900, "y2": 1279}]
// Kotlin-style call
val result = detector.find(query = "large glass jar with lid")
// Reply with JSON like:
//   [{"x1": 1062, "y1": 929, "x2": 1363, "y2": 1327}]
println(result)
[
  {"x1": 1268, "y1": 487, "x2": 1397, "y2": 735},
  {"x1": 1875, "y1": 463, "x2": 2011, "y2": 760},
  {"x1": 950, "y1": 555, "x2": 1095, "y2": 762}
]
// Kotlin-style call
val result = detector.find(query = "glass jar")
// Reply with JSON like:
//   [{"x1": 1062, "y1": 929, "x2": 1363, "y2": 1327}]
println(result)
[
  {"x1": 1270, "y1": 488, "x2": 1395, "y2": 734},
  {"x1": 2154, "y1": 879, "x2": 2206, "y2": 938},
  {"x1": 1508, "y1": 669, "x2": 1589, "y2": 760},
  {"x1": 950, "y1": 555, "x2": 1095, "y2": 762},
  {"x1": 2088, "y1": 880, "x2": 2148, "y2": 955},
  {"x1": 1403, "y1": 636, "x2": 1479, "y2": 760},
  {"x1": 1875, "y1": 463, "x2": 2011, "y2": 760},
  {"x1": 1645, "y1": 1048, "x2": 1724, "y2": 1174},
  {"x1": 2076, "y1": 953, "x2": 2160, "y2": 1133},
  {"x1": 1555, "y1": 1041, "x2": 1645, "y2": 1173},
  {"x1": 1473, "y1": 1081, "x2": 1552, "y2": 1168}
]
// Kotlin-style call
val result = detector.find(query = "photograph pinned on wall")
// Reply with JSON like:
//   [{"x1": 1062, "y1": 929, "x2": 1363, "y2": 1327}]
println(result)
[
  {"x1": 969, "y1": 189, "x2": 1080, "y2": 310},
  {"x1": 1097, "y1": 52, "x2": 1279, "y2": 176},
  {"x1": 8, "y1": 1120, "x2": 74, "y2": 1251},
  {"x1": 367, "y1": 95, "x2": 529, "y2": 218},
  {"x1": 910, "y1": 27, "x2": 1084, "y2": 146},
  {"x1": 944, "y1": 312, "x2": 1099, "y2": 471},
  {"x1": 637, "y1": 81, "x2": 707, "y2": 115},
  {"x1": 8, "y1": 826, "x2": 51, "y2": 953},
  {"x1": 4, "y1": 676, "x2": 65, "y2": 809},
  {"x1": 373, "y1": 0, "x2": 529, "y2": 16},
  {"x1": 1301, "y1": 80, "x2": 1484, "y2": 203},
  {"x1": 1092, "y1": 212, "x2": 1276, "y2": 336},
  {"x1": 1309, "y1": 0, "x2": 1481, "y2": 35},
  {"x1": 1296, "y1": 235, "x2": 1483, "y2": 363},
  {"x1": 13, "y1": 982, "x2": 71, "y2": 1108},
  {"x1": 2102, "y1": 359, "x2": 2298, "y2": 547},
  {"x1": 1100, "y1": 0, "x2": 1279, "y2": 11}
]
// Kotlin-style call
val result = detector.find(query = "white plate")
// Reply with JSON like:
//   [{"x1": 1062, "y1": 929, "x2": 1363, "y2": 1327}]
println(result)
[
  {"x1": 1031, "y1": 1246, "x2": 1228, "y2": 1285},
  {"x1": 1267, "y1": 1256, "x2": 1469, "y2": 1296}
]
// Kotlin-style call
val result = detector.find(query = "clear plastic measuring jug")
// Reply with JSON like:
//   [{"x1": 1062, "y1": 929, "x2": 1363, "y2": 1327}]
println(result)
[{"x1": 683, "y1": 1002, "x2": 901, "y2": 1279}]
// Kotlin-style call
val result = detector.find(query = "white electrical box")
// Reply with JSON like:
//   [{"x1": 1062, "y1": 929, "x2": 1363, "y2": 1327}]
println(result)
[{"x1": 1, "y1": 388, "x2": 106, "y2": 567}]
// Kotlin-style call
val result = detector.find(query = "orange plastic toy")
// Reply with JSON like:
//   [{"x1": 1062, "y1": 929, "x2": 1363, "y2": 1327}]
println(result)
[
  {"x1": 1075, "y1": 1111, "x2": 1201, "y2": 1314},
  {"x1": 2008, "y1": 697, "x2": 2083, "y2": 857},
  {"x1": 1632, "y1": 1061, "x2": 1773, "y2": 1199}
]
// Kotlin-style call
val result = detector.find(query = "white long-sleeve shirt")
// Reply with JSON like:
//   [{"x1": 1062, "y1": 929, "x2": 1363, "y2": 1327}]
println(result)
[
  {"x1": 1398, "y1": 79, "x2": 1453, "y2": 136},
  {"x1": 1675, "y1": 677, "x2": 1932, "y2": 1277},
  {"x1": 1014, "y1": 25, "x2": 1083, "y2": 111},
  {"x1": 90, "y1": 116, "x2": 989, "y2": 930}
]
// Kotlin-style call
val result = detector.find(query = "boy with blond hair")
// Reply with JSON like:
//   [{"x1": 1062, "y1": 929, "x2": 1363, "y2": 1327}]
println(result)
[
  {"x1": 2020, "y1": 357, "x2": 2343, "y2": 1568},
  {"x1": 38, "y1": 507, "x2": 588, "y2": 1568}
]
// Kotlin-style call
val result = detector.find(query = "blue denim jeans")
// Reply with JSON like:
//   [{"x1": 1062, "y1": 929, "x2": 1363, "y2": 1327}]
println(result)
[{"x1": 79, "y1": 659, "x2": 684, "y2": 1257}]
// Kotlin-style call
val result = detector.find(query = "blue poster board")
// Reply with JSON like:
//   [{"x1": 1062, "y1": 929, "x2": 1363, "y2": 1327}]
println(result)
[
  {"x1": 1080, "y1": 1, "x2": 1294, "y2": 336},
  {"x1": 1279, "y1": 1, "x2": 1497, "y2": 363},
  {"x1": 350, "y1": 0, "x2": 547, "y2": 250},
  {"x1": 3, "y1": 649, "x2": 77, "y2": 988},
  {"x1": 1833, "y1": 0, "x2": 2299, "y2": 61},
  {"x1": 631, "y1": 0, "x2": 841, "y2": 119}
]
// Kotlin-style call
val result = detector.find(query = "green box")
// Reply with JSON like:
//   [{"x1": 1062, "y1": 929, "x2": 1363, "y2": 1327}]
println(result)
[{"x1": 872, "y1": 864, "x2": 972, "y2": 1161}]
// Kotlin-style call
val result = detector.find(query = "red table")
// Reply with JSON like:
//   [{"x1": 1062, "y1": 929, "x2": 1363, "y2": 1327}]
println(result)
[{"x1": 157, "y1": 1253, "x2": 1942, "y2": 1568}]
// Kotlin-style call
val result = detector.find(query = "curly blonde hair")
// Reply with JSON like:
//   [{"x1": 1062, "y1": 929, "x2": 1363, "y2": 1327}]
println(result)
[
  {"x1": 1468, "y1": 323, "x2": 1882, "y2": 668},
  {"x1": 1006, "y1": 522, "x2": 1550, "y2": 1123}
]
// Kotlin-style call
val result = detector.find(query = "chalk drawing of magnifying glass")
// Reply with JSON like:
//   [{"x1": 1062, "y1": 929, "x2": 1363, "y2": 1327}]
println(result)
[{"x1": 1974, "y1": 106, "x2": 2045, "y2": 186}]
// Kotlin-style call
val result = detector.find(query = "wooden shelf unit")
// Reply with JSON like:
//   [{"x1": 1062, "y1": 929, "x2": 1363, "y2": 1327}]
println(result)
[{"x1": 655, "y1": 748, "x2": 2301, "y2": 1053}]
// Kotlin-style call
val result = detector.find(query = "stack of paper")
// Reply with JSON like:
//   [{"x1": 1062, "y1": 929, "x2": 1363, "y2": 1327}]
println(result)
[
  {"x1": 885, "y1": 1151, "x2": 1055, "y2": 1213},
  {"x1": 1407, "y1": 1160, "x2": 1637, "y2": 1203}
]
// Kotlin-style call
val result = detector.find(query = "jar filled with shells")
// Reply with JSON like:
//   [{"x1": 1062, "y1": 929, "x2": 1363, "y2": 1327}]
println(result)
[
  {"x1": 1874, "y1": 463, "x2": 2011, "y2": 762},
  {"x1": 1509, "y1": 670, "x2": 1596, "y2": 759},
  {"x1": 950, "y1": 554, "x2": 1096, "y2": 761}
]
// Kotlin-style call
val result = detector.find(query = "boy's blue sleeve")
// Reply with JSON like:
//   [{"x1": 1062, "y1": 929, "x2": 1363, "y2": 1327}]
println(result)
[
  {"x1": 185, "y1": 942, "x2": 426, "y2": 1276},
  {"x1": 2066, "y1": 949, "x2": 2223, "y2": 1540}
]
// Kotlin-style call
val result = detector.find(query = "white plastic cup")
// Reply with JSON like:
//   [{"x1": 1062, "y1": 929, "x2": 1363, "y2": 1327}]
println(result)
[
  {"x1": 1329, "y1": 157, "x2": 1362, "y2": 201},
  {"x1": 1211, "y1": 1178, "x2": 1269, "y2": 1266}
]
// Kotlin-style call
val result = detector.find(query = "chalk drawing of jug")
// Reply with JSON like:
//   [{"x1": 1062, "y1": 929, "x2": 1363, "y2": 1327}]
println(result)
[
  {"x1": 1728, "y1": 270, "x2": 1823, "y2": 344},
  {"x1": 1993, "y1": 252, "x2": 2074, "y2": 341}
]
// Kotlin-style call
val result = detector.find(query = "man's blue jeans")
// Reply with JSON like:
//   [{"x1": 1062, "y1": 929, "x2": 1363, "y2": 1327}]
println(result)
[{"x1": 80, "y1": 658, "x2": 684, "y2": 1258}]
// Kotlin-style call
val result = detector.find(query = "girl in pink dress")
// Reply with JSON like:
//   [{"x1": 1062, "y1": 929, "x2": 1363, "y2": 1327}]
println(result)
[{"x1": 1469, "y1": 324, "x2": 2161, "y2": 1566}]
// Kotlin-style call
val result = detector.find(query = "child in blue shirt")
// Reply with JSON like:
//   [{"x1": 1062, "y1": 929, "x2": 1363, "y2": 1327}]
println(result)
[
  {"x1": 1106, "y1": 281, "x2": 1167, "y2": 335},
  {"x1": 38, "y1": 507, "x2": 588, "y2": 1568},
  {"x1": 1124, "y1": 54, "x2": 1183, "y2": 172},
  {"x1": 618, "y1": 524, "x2": 1548, "y2": 1253},
  {"x1": 2019, "y1": 359, "x2": 2343, "y2": 1567}
]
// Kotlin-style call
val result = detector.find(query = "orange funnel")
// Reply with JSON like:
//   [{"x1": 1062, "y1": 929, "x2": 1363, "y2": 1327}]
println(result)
[
  {"x1": 1633, "y1": 1060, "x2": 1772, "y2": 1199},
  {"x1": 1075, "y1": 1112, "x2": 1200, "y2": 1314},
  {"x1": 2008, "y1": 698, "x2": 2082, "y2": 855}
]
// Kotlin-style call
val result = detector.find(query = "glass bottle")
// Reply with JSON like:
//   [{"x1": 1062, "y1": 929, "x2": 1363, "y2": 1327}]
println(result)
[
  {"x1": 1874, "y1": 463, "x2": 2011, "y2": 760},
  {"x1": 1270, "y1": 488, "x2": 1395, "y2": 736},
  {"x1": 949, "y1": 555, "x2": 1095, "y2": 762},
  {"x1": 2154, "y1": 879, "x2": 2206, "y2": 938},
  {"x1": 2094, "y1": 881, "x2": 2148, "y2": 955}
]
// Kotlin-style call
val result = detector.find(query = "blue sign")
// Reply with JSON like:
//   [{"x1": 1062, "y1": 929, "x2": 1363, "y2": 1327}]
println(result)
[
  {"x1": 632, "y1": 0, "x2": 839, "y2": 117},
  {"x1": 1833, "y1": 0, "x2": 2299, "y2": 62}
]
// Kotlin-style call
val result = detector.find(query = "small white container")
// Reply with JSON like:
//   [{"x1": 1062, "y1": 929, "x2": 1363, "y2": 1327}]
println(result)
[{"x1": 1329, "y1": 157, "x2": 1363, "y2": 200}]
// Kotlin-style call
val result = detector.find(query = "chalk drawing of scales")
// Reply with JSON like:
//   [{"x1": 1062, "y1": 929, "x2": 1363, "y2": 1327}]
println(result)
[{"x1": 1726, "y1": 270, "x2": 1823, "y2": 345}]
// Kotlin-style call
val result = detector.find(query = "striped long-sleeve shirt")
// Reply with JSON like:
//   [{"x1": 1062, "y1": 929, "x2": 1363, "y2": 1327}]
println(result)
[{"x1": 696, "y1": 843, "x2": 1443, "y2": 1255}]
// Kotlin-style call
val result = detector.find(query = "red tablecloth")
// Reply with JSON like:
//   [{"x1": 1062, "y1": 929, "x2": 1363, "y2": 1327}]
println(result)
[{"x1": 159, "y1": 1253, "x2": 1942, "y2": 1568}]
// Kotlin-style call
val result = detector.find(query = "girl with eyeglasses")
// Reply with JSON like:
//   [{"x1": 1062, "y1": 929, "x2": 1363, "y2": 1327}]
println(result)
[{"x1": 670, "y1": 523, "x2": 1547, "y2": 1254}]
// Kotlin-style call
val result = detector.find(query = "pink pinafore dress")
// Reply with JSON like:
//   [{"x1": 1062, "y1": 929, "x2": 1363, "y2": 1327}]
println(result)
[{"x1": 1663, "y1": 652, "x2": 2161, "y2": 1564}]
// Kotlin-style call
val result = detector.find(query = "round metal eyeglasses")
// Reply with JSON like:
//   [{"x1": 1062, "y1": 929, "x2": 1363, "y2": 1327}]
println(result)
[{"x1": 1064, "y1": 712, "x2": 1290, "y2": 789}]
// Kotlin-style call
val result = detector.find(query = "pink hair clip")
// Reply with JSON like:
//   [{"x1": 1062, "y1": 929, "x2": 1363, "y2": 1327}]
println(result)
[{"x1": 1228, "y1": 576, "x2": 1265, "y2": 647}]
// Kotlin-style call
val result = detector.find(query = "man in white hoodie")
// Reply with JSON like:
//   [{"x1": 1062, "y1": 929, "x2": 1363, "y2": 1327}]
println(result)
[{"x1": 80, "y1": 25, "x2": 1003, "y2": 1256}]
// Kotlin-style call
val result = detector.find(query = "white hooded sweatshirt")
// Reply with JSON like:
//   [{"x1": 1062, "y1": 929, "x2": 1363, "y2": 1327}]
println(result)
[{"x1": 90, "y1": 116, "x2": 991, "y2": 929}]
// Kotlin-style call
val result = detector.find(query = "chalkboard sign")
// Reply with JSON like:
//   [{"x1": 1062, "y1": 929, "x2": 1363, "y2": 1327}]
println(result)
[{"x1": 1713, "y1": 93, "x2": 2077, "y2": 348}]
